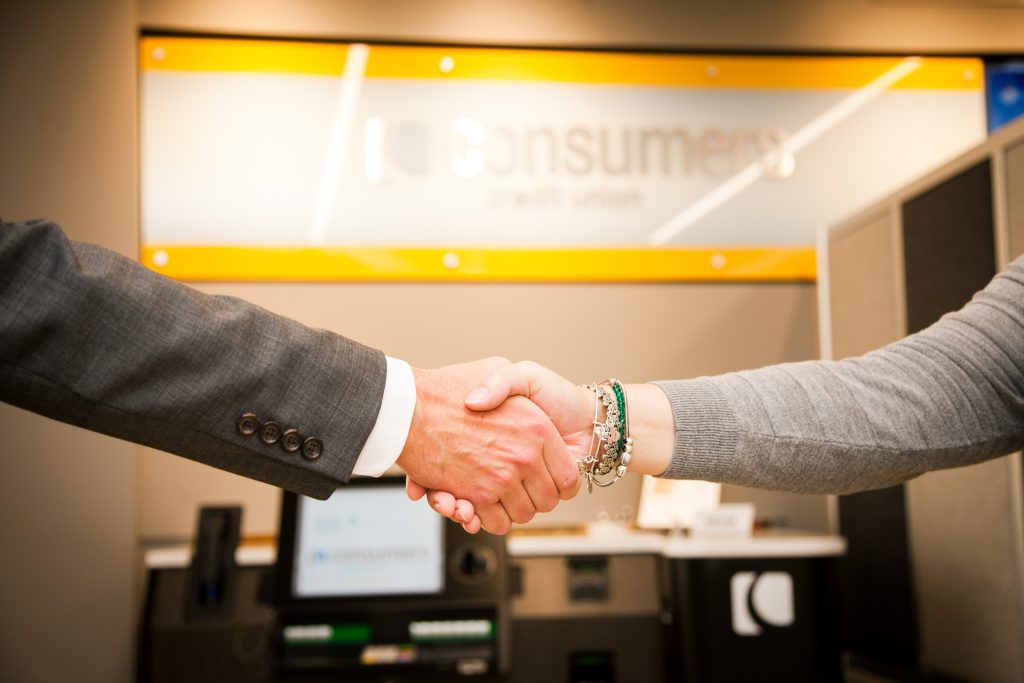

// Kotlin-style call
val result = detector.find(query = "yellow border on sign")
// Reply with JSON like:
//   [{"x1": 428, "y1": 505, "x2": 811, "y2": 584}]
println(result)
[
  {"x1": 140, "y1": 246, "x2": 816, "y2": 282},
  {"x1": 139, "y1": 37, "x2": 982, "y2": 90},
  {"x1": 137, "y1": 38, "x2": 979, "y2": 282}
]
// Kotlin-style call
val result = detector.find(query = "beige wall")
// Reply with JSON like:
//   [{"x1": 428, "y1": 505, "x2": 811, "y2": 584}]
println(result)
[
  {"x1": 0, "y1": 1, "x2": 138, "y2": 682},
  {"x1": 5, "y1": 0, "x2": 1024, "y2": 681},
  {"x1": 139, "y1": 0, "x2": 1024, "y2": 53}
]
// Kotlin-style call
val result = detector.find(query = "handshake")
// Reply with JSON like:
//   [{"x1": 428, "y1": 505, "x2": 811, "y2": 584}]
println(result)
[{"x1": 394, "y1": 358, "x2": 675, "y2": 535}]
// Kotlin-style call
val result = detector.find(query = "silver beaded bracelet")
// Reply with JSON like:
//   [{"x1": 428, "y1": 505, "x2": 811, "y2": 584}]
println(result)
[{"x1": 578, "y1": 379, "x2": 632, "y2": 494}]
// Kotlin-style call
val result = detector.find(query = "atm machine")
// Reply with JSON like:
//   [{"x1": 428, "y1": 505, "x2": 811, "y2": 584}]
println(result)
[{"x1": 271, "y1": 477, "x2": 509, "y2": 681}]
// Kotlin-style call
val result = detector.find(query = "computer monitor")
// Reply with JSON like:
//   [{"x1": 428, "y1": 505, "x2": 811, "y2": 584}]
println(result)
[{"x1": 289, "y1": 481, "x2": 445, "y2": 599}]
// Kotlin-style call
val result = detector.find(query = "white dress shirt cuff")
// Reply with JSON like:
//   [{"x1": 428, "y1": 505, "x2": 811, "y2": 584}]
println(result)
[{"x1": 351, "y1": 356, "x2": 416, "y2": 477}]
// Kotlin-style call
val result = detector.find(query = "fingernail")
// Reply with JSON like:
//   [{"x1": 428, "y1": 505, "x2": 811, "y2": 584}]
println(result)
[{"x1": 466, "y1": 387, "x2": 487, "y2": 404}]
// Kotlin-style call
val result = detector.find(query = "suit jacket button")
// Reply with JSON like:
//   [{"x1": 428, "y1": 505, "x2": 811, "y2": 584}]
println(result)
[
  {"x1": 237, "y1": 413, "x2": 259, "y2": 436},
  {"x1": 281, "y1": 429, "x2": 302, "y2": 453},
  {"x1": 302, "y1": 437, "x2": 323, "y2": 461},
  {"x1": 259, "y1": 421, "x2": 281, "y2": 445}
]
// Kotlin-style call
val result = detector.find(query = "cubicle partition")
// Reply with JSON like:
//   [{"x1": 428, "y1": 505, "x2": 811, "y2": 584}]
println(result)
[{"x1": 820, "y1": 114, "x2": 1024, "y2": 683}]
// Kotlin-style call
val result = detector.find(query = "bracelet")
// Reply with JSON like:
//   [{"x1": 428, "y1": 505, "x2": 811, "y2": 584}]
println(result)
[{"x1": 578, "y1": 379, "x2": 633, "y2": 494}]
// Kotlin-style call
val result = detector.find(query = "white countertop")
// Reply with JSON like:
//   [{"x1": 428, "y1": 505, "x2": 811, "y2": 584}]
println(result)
[
  {"x1": 145, "y1": 544, "x2": 277, "y2": 569},
  {"x1": 144, "y1": 529, "x2": 845, "y2": 569},
  {"x1": 507, "y1": 528, "x2": 845, "y2": 558},
  {"x1": 661, "y1": 532, "x2": 846, "y2": 558}
]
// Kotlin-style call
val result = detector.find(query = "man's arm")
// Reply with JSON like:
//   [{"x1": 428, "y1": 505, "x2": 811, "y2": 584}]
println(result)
[
  {"x1": 0, "y1": 219, "x2": 581, "y2": 514},
  {"x1": 0, "y1": 219, "x2": 387, "y2": 499}
]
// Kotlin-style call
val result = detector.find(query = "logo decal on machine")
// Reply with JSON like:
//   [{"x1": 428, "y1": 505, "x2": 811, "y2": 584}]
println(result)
[{"x1": 730, "y1": 571, "x2": 795, "y2": 636}]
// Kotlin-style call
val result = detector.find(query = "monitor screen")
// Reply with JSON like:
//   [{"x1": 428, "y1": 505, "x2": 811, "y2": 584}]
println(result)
[{"x1": 292, "y1": 484, "x2": 445, "y2": 598}]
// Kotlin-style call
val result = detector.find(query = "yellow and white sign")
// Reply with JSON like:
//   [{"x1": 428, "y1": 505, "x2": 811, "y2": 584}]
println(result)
[{"x1": 140, "y1": 38, "x2": 985, "y2": 281}]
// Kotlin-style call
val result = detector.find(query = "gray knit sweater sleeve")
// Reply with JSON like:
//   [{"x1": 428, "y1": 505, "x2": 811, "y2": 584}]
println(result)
[{"x1": 654, "y1": 254, "x2": 1024, "y2": 494}]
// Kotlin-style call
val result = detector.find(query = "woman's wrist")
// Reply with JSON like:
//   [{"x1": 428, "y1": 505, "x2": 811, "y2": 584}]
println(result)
[{"x1": 622, "y1": 383, "x2": 675, "y2": 476}]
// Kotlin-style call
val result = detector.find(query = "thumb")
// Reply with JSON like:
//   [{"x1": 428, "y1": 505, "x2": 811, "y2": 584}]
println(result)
[
  {"x1": 464, "y1": 368, "x2": 520, "y2": 411},
  {"x1": 405, "y1": 476, "x2": 428, "y2": 501},
  {"x1": 465, "y1": 361, "x2": 591, "y2": 439}
]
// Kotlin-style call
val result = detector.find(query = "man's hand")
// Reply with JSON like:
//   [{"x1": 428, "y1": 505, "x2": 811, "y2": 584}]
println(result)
[
  {"x1": 396, "y1": 358, "x2": 580, "y2": 535},
  {"x1": 407, "y1": 361, "x2": 593, "y2": 533}
]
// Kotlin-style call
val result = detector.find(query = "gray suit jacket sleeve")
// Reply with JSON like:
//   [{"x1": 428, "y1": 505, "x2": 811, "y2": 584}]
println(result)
[
  {"x1": 0, "y1": 219, "x2": 387, "y2": 500},
  {"x1": 655, "y1": 253, "x2": 1024, "y2": 494}
]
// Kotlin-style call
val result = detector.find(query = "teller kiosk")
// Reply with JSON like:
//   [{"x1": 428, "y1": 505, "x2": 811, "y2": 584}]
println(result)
[{"x1": 271, "y1": 477, "x2": 509, "y2": 681}]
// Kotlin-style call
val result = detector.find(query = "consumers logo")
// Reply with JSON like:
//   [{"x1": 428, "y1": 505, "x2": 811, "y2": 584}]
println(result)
[{"x1": 730, "y1": 571, "x2": 795, "y2": 636}]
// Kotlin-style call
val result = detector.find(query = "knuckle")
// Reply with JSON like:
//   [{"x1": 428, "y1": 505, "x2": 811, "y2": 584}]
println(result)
[
  {"x1": 479, "y1": 506, "x2": 513, "y2": 535},
  {"x1": 491, "y1": 469, "x2": 515, "y2": 489},
  {"x1": 470, "y1": 489, "x2": 499, "y2": 507},
  {"x1": 511, "y1": 510, "x2": 534, "y2": 524},
  {"x1": 510, "y1": 450, "x2": 535, "y2": 470},
  {"x1": 559, "y1": 473, "x2": 581, "y2": 497},
  {"x1": 519, "y1": 360, "x2": 541, "y2": 374}
]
